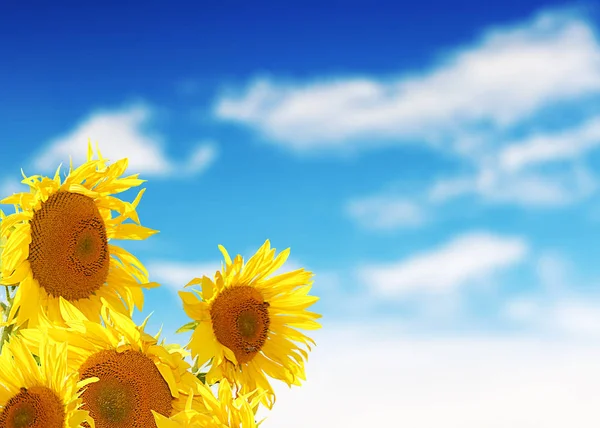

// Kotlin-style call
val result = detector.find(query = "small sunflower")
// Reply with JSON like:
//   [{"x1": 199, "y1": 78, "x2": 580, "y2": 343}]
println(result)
[
  {"x1": 153, "y1": 380, "x2": 262, "y2": 428},
  {"x1": 20, "y1": 299, "x2": 202, "y2": 428},
  {"x1": 0, "y1": 143, "x2": 158, "y2": 327},
  {"x1": 0, "y1": 335, "x2": 96, "y2": 428},
  {"x1": 179, "y1": 240, "x2": 321, "y2": 408}
]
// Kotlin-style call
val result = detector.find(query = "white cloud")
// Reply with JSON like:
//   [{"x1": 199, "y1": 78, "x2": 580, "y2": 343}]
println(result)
[
  {"x1": 31, "y1": 105, "x2": 217, "y2": 178},
  {"x1": 266, "y1": 326, "x2": 600, "y2": 428},
  {"x1": 215, "y1": 7, "x2": 600, "y2": 217},
  {"x1": 146, "y1": 261, "x2": 222, "y2": 293},
  {"x1": 346, "y1": 195, "x2": 426, "y2": 230},
  {"x1": 505, "y1": 297, "x2": 600, "y2": 339},
  {"x1": 359, "y1": 231, "x2": 528, "y2": 297},
  {"x1": 428, "y1": 176, "x2": 475, "y2": 202},
  {"x1": 34, "y1": 105, "x2": 170, "y2": 174},
  {"x1": 552, "y1": 300, "x2": 600, "y2": 337},
  {"x1": 482, "y1": 170, "x2": 595, "y2": 205},
  {"x1": 430, "y1": 165, "x2": 597, "y2": 207},
  {"x1": 183, "y1": 142, "x2": 219, "y2": 176},
  {"x1": 499, "y1": 116, "x2": 600, "y2": 172},
  {"x1": 215, "y1": 10, "x2": 600, "y2": 152}
]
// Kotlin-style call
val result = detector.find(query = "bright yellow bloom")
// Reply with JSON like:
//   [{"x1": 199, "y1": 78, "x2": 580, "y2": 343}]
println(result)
[
  {"x1": 0, "y1": 335, "x2": 96, "y2": 427},
  {"x1": 179, "y1": 240, "x2": 321, "y2": 408},
  {"x1": 153, "y1": 380, "x2": 262, "y2": 428},
  {"x1": 0, "y1": 143, "x2": 158, "y2": 327},
  {"x1": 19, "y1": 299, "x2": 202, "y2": 428}
]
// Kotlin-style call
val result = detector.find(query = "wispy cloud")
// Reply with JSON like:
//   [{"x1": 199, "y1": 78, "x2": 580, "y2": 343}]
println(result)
[
  {"x1": 498, "y1": 116, "x2": 600, "y2": 172},
  {"x1": 346, "y1": 195, "x2": 426, "y2": 230},
  {"x1": 348, "y1": 159, "x2": 596, "y2": 232},
  {"x1": 215, "y1": 8, "x2": 600, "y2": 222},
  {"x1": 348, "y1": 156, "x2": 596, "y2": 230},
  {"x1": 30, "y1": 104, "x2": 218, "y2": 178},
  {"x1": 430, "y1": 165, "x2": 597, "y2": 207},
  {"x1": 349, "y1": 117, "x2": 598, "y2": 229},
  {"x1": 183, "y1": 142, "x2": 219, "y2": 176},
  {"x1": 215, "y1": 9, "x2": 600, "y2": 153},
  {"x1": 146, "y1": 261, "x2": 221, "y2": 293},
  {"x1": 359, "y1": 231, "x2": 528, "y2": 297}
]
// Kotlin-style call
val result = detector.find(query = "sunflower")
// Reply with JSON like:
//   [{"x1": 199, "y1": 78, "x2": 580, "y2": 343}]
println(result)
[
  {"x1": 0, "y1": 335, "x2": 96, "y2": 427},
  {"x1": 0, "y1": 143, "x2": 158, "y2": 327},
  {"x1": 179, "y1": 240, "x2": 321, "y2": 408},
  {"x1": 19, "y1": 299, "x2": 202, "y2": 428},
  {"x1": 153, "y1": 380, "x2": 262, "y2": 428}
]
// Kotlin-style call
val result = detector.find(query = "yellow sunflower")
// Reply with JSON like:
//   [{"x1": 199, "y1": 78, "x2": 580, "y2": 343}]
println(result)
[
  {"x1": 0, "y1": 143, "x2": 158, "y2": 327},
  {"x1": 19, "y1": 298, "x2": 202, "y2": 428},
  {"x1": 0, "y1": 335, "x2": 97, "y2": 427},
  {"x1": 153, "y1": 380, "x2": 262, "y2": 428},
  {"x1": 179, "y1": 240, "x2": 321, "y2": 408}
]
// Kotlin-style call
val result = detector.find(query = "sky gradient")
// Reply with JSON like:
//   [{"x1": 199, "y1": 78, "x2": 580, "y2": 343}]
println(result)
[{"x1": 2, "y1": 1, "x2": 600, "y2": 426}]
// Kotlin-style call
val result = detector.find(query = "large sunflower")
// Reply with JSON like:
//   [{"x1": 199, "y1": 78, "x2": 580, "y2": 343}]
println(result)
[
  {"x1": 179, "y1": 240, "x2": 321, "y2": 408},
  {"x1": 0, "y1": 144, "x2": 158, "y2": 327},
  {"x1": 20, "y1": 299, "x2": 202, "y2": 428},
  {"x1": 0, "y1": 335, "x2": 96, "y2": 427},
  {"x1": 153, "y1": 380, "x2": 262, "y2": 428}
]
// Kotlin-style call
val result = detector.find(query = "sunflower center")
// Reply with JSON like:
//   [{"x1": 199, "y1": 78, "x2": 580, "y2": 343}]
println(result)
[
  {"x1": 95, "y1": 378, "x2": 133, "y2": 423},
  {"x1": 76, "y1": 231, "x2": 96, "y2": 259},
  {"x1": 28, "y1": 191, "x2": 109, "y2": 301},
  {"x1": 79, "y1": 350, "x2": 172, "y2": 428},
  {"x1": 0, "y1": 386, "x2": 65, "y2": 428},
  {"x1": 238, "y1": 310, "x2": 259, "y2": 338},
  {"x1": 12, "y1": 404, "x2": 33, "y2": 428},
  {"x1": 210, "y1": 285, "x2": 270, "y2": 363}
]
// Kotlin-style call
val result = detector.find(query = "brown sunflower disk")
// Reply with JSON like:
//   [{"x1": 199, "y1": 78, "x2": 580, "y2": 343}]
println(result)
[
  {"x1": 29, "y1": 191, "x2": 109, "y2": 300},
  {"x1": 0, "y1": 386, "x2": 65, "y2": 428},
  {"x1": 78, "y1": 350, "x2": 173, "y2": 428},
  {"x1": 210, "y1": 285, "x2": 271, "y2": 363}
]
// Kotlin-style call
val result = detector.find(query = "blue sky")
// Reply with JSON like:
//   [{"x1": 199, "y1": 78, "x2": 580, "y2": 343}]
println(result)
[{"x1": 3, "y1": 1, "x2": 600, "y2": 426}]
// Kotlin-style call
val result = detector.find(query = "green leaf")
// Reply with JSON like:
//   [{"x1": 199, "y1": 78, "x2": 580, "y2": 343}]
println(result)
[{"x1": 175, "y1": 321, "x2": 198, "y2": 334}]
